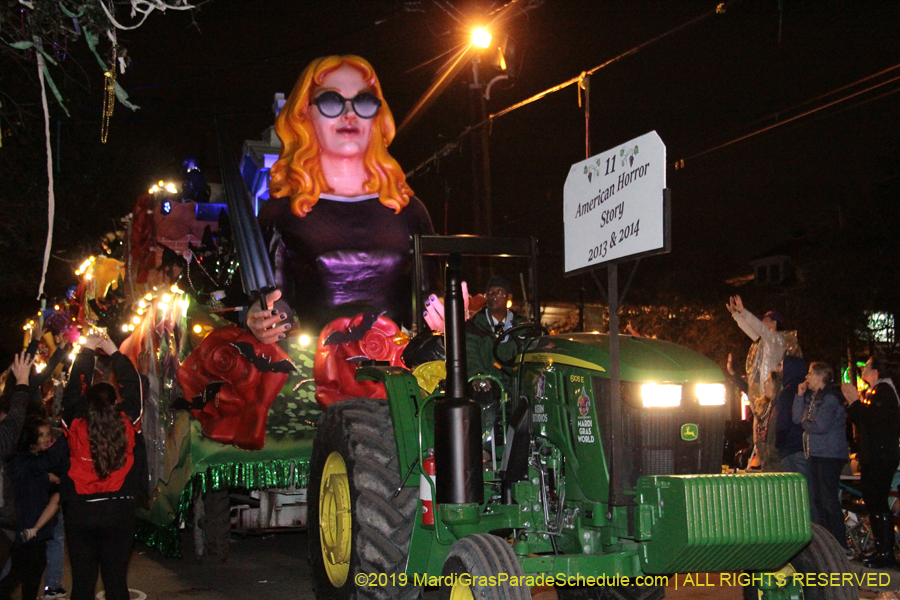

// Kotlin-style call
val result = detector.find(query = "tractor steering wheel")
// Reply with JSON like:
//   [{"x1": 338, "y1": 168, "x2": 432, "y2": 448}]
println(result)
[{"x1": 492, "y1": 322, "x2": 549, "y2": 368}]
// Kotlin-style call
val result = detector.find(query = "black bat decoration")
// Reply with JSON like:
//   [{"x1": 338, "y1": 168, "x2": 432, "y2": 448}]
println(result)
[
  {"x1": 323, "y1": 312, "x2": 381, "y2": 346},
  {"x1": 172, "y1": 380, "x2": 226, "y2": 411},
  {"x1": 230, "y1": 342, "x2": 297, "y2": 374}
]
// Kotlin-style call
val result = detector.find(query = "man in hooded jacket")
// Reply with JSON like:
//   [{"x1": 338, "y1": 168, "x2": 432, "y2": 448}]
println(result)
[{"x1": 775, "y1": 355, "x2": 816, "y2": 522}]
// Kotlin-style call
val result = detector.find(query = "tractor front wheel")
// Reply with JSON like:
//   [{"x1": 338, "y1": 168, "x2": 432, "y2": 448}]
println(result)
[
  {"x1": 191, "y1": 487, "x2": 231, "y2": 563},
  {"x1": 308, "y1": 398, "x2": 419, "y2": 600},
  {"x1": 743, "y1": 523, "x2": 857, "y2": 600},
  {"x1": 438, "y1": 534, "x2": 530, "y2": 600}
]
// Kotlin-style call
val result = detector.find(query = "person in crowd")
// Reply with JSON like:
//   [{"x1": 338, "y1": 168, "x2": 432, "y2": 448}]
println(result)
[
  {"x1": 843, "y1": 356, "x2": 900, "y2": 569},
  {"x1": 793, "y1": 361, "x2": 849, "y2": 551},
  {"x1": 62, "y1": 333, "x2": 143, "y2": 600},
  {"x1": 727, "y1": 354, "x2": 782, "y2": 471},
  {"x1": 42, "y1": 427, "x2": 66, "y2": 600},
  {"x1": 0, "y1": 416, "x2": 66, "y2": 600},
  {"x1": 22, "y1": 329, "x2": 69, "y2": 598},
  {"x1": 726, "y1": 295, "x2": 798, "y2": 399},
  {"x1": 0, "y1": 353, "x2": 35, "y2": 587},
  {"x1": 751, "y1": 371, "x2": 782, "y2": 472},
  {"x1": 247, "y1": 55, "x2": 433, "y2": 344},
  {"x1": 774, "y1": 356, "x2": 815, "y2": 517}
]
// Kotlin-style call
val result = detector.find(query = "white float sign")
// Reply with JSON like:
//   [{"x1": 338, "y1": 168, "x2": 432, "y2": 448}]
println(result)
[{"x1": 564, "y1": 131, "x2": 667, "y2": 274}]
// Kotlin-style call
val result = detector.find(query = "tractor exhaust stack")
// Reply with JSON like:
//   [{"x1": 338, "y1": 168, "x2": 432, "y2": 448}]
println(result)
[{"x1": 434, "y1": 254, "x2": 484, "y2": 505}]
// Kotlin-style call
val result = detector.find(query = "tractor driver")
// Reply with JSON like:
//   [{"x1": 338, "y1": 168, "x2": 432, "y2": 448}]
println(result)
[{"x1": 465, "y1": 276, "x2": 526, "y2": 396}]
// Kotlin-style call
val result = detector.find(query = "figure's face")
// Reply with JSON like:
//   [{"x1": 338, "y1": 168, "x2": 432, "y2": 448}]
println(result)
[
  {"x1": 763, "y1": 373, "x2": 776, "y2": 399},
  {"x1": 862, "y1": 359, "x2": 879, "y2": 386},
  {"x1": 806, "y1": 368, "x2": 825, "y2": 392},
  {"x1": 762, "y1": 316, "x2": 777, "y2": 332},
  {"x1": 33, "y1": 425, "x2": 52, "y2": 453},
  {"x1": 309, "y1": 65, "x2": 375, "y2": 161},
  {"x1": 485, "y1": 286, "x2": 511, "y2": 314}
]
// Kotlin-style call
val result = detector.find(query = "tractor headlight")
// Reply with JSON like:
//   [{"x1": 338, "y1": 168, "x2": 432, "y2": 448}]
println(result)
[
  {"x1": 695, "y1": 383, "x2": 726, "y2": 406},
  {"x1": 640, "y1": 383, "x2": 682, "y2": 408}
]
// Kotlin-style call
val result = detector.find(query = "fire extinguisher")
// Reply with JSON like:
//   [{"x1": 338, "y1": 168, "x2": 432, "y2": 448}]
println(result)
[{"x1": 420, "y1": 449, "x2": 436, "y2": 526}]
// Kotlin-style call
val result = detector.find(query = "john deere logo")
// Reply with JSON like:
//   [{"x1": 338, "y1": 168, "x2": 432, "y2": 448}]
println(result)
[{"x1": 681, "y1": 423, "x2": 699, "y2": 441}]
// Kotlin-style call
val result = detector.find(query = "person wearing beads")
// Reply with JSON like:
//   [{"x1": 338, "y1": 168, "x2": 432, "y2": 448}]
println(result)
[
  {"x1": 61, "y1": 333, "x2": 143, "y2": 600},
  {"x1": 843, "y1": 356, "x2": 900, "y2": 569},
  {"x1": 793, "y1": 361, "x2": 849, "y2": 552}
]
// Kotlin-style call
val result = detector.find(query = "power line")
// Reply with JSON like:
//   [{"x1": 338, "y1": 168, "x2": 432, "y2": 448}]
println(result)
[
  {"x1": 674, "y1": 67, "x2": 900, "y2": 168},
  {"x1": 405, "y1": 0, "x2": 737, "y2": 179}
]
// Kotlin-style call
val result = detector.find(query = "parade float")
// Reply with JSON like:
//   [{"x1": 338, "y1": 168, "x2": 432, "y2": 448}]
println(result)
[{"x1": 18, "y1": 52, "x2": 856, "y2": 599}]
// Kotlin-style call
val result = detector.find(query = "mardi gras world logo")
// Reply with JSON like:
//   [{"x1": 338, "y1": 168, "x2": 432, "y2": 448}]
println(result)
[{"x1": 577, "y1": 387, "x2": 591, "y2": 416}]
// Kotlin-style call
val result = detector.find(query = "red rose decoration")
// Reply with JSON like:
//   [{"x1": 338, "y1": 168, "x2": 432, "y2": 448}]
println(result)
[
  {"x1": 177, "y1": 326, "x2": 290, "y2": 450},
  {"x1": 313, "y1": 313, "x2": 407, "y2": 410}
]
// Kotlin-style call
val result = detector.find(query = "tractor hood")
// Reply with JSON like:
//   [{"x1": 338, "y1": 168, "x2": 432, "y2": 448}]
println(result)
[{"x1": 523, "y1": 333, "x2": 724, "y2": 383}]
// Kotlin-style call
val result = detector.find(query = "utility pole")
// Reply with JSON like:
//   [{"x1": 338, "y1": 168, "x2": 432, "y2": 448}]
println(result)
[{"x1": 469, "y1": 57, "x2": 493, "y2": 236}]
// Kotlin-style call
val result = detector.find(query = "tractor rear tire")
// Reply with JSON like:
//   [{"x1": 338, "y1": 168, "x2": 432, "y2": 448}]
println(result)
[
  {"x1": 743, "y1": 523, "x2": 857, "y2": 600},
  {"x1": 438, "y1": 534, "x2": 530, "y2": 600},
  {"x1": 192, "y1": 487, "x2": 231, "y2": 563},
  {"x1": 308, "y1": 398, "x2": 420, "y2": 600}
]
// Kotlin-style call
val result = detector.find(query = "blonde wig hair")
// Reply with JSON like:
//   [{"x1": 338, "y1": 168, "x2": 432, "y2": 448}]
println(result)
[{"x1": 269, "y1": 55, "x2": 413, "y2": 217}]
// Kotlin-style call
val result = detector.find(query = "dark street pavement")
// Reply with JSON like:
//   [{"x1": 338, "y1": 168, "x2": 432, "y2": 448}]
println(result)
[{"x1": 30, "y1": 530, "x2": 900, "y2": 600}]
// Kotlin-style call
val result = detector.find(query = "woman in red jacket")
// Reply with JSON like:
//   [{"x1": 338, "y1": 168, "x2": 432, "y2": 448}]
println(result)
[{"x1": 61, "y1": 333, "x2": 143, "y2": 600}]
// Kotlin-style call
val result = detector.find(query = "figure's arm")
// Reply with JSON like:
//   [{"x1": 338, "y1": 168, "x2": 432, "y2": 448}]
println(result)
[
  {"x1": 792, "y1": 392, "x2": 807, "y2": 425},
  {"x1": 63, "y1": 335, "x2": 102, "y2": 423},
  {"x1": 21, "y1": 492, "x2": 59, "y2": 542},
  {"x1": 465, "y1": 322, "x2": 493, "y2": 380},
  {"x1": 33, "y1": 341, "x2": 70, "y2": 388},
  {"x1": 0, "y1": 353, "x2": 34, "y2": 459},
  {"x1": 732, "y1": 310, "x2": 765, "y2": 342},
  {"x1": 103, "y1": 337, "x2": 142, "y2": 424},
  {"x1": 247, "y1": 206, "x2": 292, "y2": 344}
]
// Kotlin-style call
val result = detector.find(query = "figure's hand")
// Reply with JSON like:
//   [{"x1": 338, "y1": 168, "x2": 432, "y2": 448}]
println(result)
[
  {"x1": 797, "y1": 381, "x2": 808, "y2": 396},
  {"x1": 841, "y1": 382, "x2": 860, "y2": 404},
  {"x1": 82, "y1": 332, "x2": 104, "y2": 351},
  {"x1": 138, "y1": 347, "x2": 152, "y2": 376},
  {"x1": 472, "y1": 379, "x2": 492, "y2": 393},
  {"x1": 21, "y1": 528, "x2": 37, "y2": 542},
  {"x1": 246, "y1": 289, "x2": 291, "y2": 345},
  {"x1": 733, "y1": 295, "x2": 745, "y2": 313},
  {"x1": 23, "y1": 325, "x2": 33, "y2": 347},
  {"x1": 625, "y1": 321, "x2": 641, "y2": 337},
  {"x1": 726, "y1": 297, "x2": 737, "y2": 314},
  {"x1": 48, "y1": 473, "x2": 60, "y2": 485},
  {"x1": 423, "y1": 294, "x2": 445, "y2": 332},
  {"x1": 727, "y1": 353, "x2": 736, "y2": 376},
  {"x1": 10, "y1": 352, "x2": 35, "y2": 386},
  {"x1": 99, "y1": 335, "x2": 119, "y2": 356}
]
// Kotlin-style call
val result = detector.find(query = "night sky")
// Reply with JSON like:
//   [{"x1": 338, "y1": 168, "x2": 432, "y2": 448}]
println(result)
[{"x1": 1, "y1": 0, "x2": 898, "y2": 360}]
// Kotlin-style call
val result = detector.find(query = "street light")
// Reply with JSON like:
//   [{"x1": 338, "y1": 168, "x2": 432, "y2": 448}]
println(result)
[{"x1": 472, "y1": 27, "x2": 492, "y2": 49}]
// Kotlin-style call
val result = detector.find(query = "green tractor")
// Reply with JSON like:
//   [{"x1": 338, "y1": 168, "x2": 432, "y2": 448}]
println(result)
[{"x1": 307, "y1": 235, "x2": 856, "y2": 600}]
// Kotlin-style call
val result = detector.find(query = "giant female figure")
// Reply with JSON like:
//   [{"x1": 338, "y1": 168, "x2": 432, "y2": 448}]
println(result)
[{"x1": 248, "y1": 55, "x2": 433, "y2": 344}]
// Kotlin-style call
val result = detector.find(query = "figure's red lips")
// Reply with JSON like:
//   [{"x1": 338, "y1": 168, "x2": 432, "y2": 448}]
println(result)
[{"x1": 337, "y1": 126, "x2": 359, "y2": 134}]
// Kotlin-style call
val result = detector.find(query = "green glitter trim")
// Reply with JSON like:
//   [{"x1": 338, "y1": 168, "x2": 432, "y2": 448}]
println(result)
[
  {"x1": 135, "y1": 517, "x2": 183, "y2": 559},
  {"x1": 136, "y1": 458, "x2": 310, "y2": 559}
]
